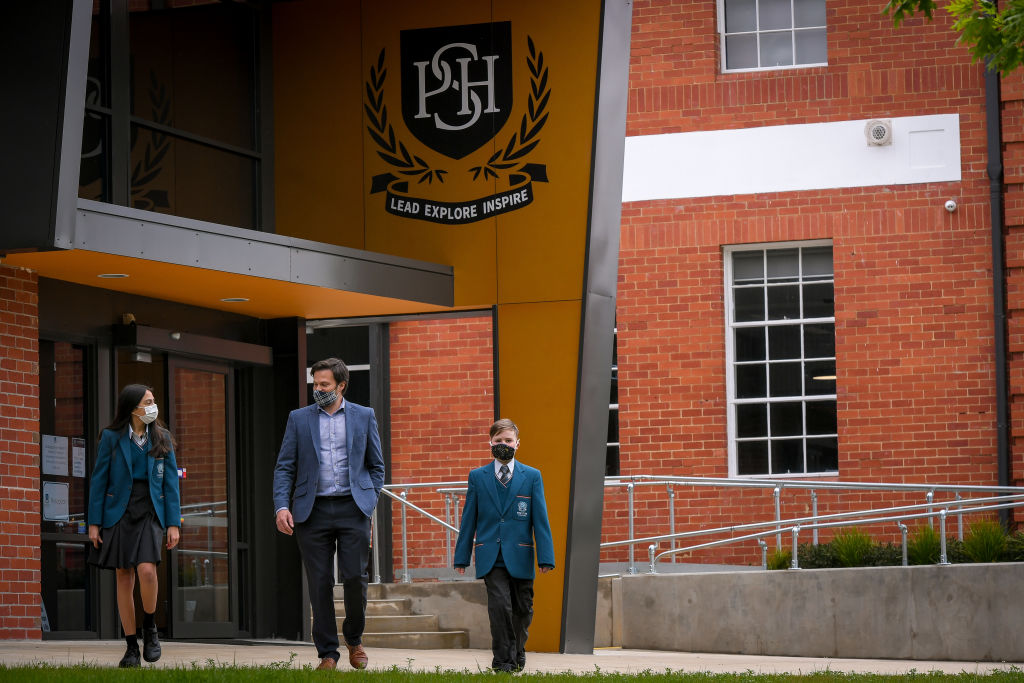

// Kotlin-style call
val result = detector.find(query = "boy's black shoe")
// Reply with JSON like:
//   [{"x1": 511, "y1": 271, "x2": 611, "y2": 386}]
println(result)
[
  {"x1": 119, "y1": 644, "x2": 141, "y2": 668},
  {"x1": 142, "y1": 626, "x2": 162, "y2": 663}
]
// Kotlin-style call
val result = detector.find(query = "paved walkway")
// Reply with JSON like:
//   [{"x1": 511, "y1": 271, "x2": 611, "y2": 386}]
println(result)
[{"x1": 0, "y1": 640, "x2": 1019, "y2": 675}]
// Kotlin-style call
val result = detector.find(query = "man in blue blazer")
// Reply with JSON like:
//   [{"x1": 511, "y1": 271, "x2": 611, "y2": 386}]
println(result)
[
  {"x1": 273, "y1": 358, "x2": 385, "y2": 671},
  {"x1": 454, "y1": 419, "x2": 555, "y2": 672}
]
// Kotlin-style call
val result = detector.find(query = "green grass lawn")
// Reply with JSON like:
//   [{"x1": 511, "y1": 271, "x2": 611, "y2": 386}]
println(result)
[{"x1": 0, "y1": 665, "x2": 1021, "y2": 682}]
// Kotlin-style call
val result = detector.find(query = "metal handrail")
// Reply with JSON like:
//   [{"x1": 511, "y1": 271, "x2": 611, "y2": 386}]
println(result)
[
  {"x1": 648, "y1": 499, "x2": 1024, "y2": 572},
  {"x1": 367, "y1": 475, "x2": 1023, "y2": 583},
  {"x1": 603, "y1": 475, "x2": 1022, "y2": 573}
]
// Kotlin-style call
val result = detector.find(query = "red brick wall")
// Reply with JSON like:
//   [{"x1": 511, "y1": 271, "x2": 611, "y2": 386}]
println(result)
[
  {"x1": 0, "y1": 265, "x2": 41, "y2": 638},
  {"x1": 604, "y1": 0, "x2": 998, "y2": 565},
  {"x1": 388, "y1": 316, "x2": 494, "y2": 574}
]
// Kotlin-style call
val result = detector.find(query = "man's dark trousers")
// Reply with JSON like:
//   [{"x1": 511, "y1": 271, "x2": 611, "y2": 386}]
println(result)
[
  {"x1": 483, "y1": 564, "x2": 534, "y2": 672},
  {"x1": 294, "y1": 495, "x2": 370, "y2": 661}
]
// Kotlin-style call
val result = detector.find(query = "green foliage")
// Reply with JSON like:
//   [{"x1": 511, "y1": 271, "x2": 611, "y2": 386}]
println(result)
[
  {"x1": 884, "y1": 0, "x2": 1024, "y2": 74},
  {"x1": 831, "y1": 527, "x2": 875, "y2": 567},
  {"x1": 797, "y1": 540, "x2": 838, "y2": 568},
  {"x1": 862, "y1": 541, "x2": 903, "y2": 567},
  {"x1": 1005, "y1": 529, "x2": 1024, "y2": 561},
  {"x1": 945, "y1": 535, "x2": 968, "y2": 564},
  {"x1": 907, "y1": 524, "x2": 942, "y2": 565},
  {"x1": 963, "y1": 519, "x2": 1008, "y2": 562},
  {"x1": 766, "y1": 547, "x2": 792, "y2": 570}
]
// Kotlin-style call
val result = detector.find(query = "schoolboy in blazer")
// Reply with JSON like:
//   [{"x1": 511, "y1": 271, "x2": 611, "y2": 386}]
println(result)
[{"x1": 454, "y1": 419, "x2": 555, "y2": 672}]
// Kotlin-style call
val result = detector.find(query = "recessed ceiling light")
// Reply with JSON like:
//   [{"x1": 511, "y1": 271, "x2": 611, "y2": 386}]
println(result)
[
  {"x1": 98, "y1": 273, "x2": 129, "y2": 278},
  {"x1": 812, "y1": 375, "x2": 837, "y2": 381},
  {"x1": 220, "y1": 297, "x2": 249, "y2": 303}
]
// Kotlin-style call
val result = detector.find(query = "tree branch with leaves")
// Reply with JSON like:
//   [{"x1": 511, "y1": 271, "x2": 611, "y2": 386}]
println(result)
[{"x1": 884, "y1": 0, "x2": 1024, "y2": 74}]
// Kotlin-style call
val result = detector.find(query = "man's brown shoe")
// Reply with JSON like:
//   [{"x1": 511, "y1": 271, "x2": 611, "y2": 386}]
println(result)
[
  {"x1": 346, "y1": 643, "x2": 368, "y2": 669},
  {"x1": 316, "y1": 656, "x2": 338, "y2": 671}
]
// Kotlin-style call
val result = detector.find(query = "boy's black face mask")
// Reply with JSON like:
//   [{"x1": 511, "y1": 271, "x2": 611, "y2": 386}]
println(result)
[{"x1": 491, "y1": 443, "x2": 516, "y2": 462}]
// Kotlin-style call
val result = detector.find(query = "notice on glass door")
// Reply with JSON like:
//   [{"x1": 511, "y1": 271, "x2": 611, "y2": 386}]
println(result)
[
  {"x1": 42, "y1": 481, "x2": 70, "y2": 521},
  {"x1": 71, "y1": 437, "x2": 86, "y2": 478},
  {"x1": 41, "y1": 435, "x2": 69, "y2": 477}
]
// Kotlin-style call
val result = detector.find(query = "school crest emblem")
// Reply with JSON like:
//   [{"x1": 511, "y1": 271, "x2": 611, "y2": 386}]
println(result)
[{"x1": 366, "y1": 21, "x2": 550, "y2": 224}]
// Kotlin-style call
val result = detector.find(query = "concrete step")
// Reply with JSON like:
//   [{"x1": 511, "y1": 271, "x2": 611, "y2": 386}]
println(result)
[
  {"x1": 361, "y1": 630, "x2": 470, "y2": 650},
  {"x1": 331, "y1": 596, "x2": 412, "y2": 616},
  {"x1": 336, "y1": 614, "x2": 439, "y2": 633}
]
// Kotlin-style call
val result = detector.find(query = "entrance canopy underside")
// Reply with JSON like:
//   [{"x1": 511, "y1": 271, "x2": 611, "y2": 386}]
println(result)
[{"x1": 5, "y1": 199, "x2": 455, "y2": 320}]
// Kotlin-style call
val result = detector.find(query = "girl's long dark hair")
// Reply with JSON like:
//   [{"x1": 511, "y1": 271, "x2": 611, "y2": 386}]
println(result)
[{"x1": 101, "y1": 383, "x2": 175, "y2": 459}]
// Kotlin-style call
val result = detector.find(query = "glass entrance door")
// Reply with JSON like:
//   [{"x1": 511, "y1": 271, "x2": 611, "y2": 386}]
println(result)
[{"x1": 168, "y1": 359, "x2": 237, "y2": 638}]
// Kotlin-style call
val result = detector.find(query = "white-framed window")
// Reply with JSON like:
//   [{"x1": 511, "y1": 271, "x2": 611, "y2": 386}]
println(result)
[
  {"x1": 719, "y1": 0, "x2": 827, "y2": 72},
  {"x1": 725, "y1": 241, "x2": 837, "y2": 477}
]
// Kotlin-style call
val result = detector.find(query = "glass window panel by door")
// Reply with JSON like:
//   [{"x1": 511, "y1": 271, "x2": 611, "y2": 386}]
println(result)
[
  {"x1": 129, "y1": 2, "x2": 256, "y2": 149},
  {"x1": 130, "y1": 126, "x2": 256, "y2": 229},
  {"x1": 39, "y1": 342, "x2": 94, "y2": 633},
  {"x1": 174, "y1": 367, "x2": 230, "y2": 625}
]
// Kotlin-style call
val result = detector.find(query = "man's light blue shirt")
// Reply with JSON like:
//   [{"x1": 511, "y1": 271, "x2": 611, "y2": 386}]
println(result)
[{"x1": 316, "y1": 399, "x2": 350, "y2": 497}]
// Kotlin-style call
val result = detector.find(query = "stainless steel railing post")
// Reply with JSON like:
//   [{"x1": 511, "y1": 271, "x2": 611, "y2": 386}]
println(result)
[
  {"x1": 648, "y1": 544, "x2": 657, "y2": 574},
  {"x1": 774, "y1": 486, "x2": 782, "y2": 550},
  {"x1": 790, "y1": 526, "x2": 800, "y2": 569},
  {"x1": 444, "y1": 493, "x2": 453, "y2": 574},
  {"x1": 758, "y1": 539, "x2": 767, "y2": 570},
  {"x1": 938, "y1": 509, "x2": 950, "y2": 565},
  {"x1": 955, "y1": 492, "x2": 963, "y2": 540},
  {"x1": 927, "y1": 489, "x2": 935, "y2": 529},
  {"x1": 810, "y1": 490, "x2": 819, "y2": 546},
  {"x1": 400, "y1": 489, "x2": 411, "y2": 583},
  {"x1": 667, "y1": 483, "x2": 676, "y2": 563},
  {"x1": 627, "y1": 482, "x2": 636, "y2": 574},
  {"x1": 897, "y1": 521, "x2": 908, "y2": 566},
  {"x1": 371, "y1": 507, "x2": 381, "y2": 584}
]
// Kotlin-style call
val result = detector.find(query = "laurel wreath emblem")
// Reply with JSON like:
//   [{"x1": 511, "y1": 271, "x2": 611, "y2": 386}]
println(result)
[
  {"x1": 365, "y1": 37, "x2": 549, "y2": 184},
  {"x1": 469, "y1": 37, "x2": 549, "y2": 181},
  {"x1": 365, "y1": 49, "x2": 447, "y2": 185}
]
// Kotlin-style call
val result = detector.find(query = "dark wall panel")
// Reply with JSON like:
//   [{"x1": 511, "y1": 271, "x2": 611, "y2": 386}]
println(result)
[{"x1": 0, "y1": 1, "x2": 89, "y2": 252}]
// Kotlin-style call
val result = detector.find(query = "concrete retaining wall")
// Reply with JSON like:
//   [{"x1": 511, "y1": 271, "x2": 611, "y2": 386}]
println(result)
[{"x1": 616, "y1": 563, "x2": 1024, "y2": 661}]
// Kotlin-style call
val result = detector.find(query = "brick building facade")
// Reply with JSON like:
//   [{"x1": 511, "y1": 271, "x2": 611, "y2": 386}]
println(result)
[{"x1": 383, "y1": 0, "x2": 1024, "y2": 574}]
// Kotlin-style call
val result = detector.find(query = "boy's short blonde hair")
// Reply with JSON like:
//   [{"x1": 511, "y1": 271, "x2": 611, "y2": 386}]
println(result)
[{"x1": 489, "y1": 418, "x2": 519, "y2": 439}]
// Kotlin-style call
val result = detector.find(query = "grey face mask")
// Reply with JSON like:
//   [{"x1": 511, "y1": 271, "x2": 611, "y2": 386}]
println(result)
[{"x1": 313, "y1": 388, "x2": 338, "y2": 408}]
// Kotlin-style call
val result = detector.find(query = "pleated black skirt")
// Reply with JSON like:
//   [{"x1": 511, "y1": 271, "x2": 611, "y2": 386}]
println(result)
[{"x1": 89, "y1": 479, "x2": 164, "y2": 570}]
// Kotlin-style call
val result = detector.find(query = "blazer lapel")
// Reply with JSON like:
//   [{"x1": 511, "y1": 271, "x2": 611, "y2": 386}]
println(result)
[
  {"x1": 306, "y1": 405, "x2": 322, "y2": 462},
  {"x1": 119, "y1": 430, "x2": 133, "y2": 477},
  {"x1": 482, "y1": 466, "x2": 501, "y2": 511}
]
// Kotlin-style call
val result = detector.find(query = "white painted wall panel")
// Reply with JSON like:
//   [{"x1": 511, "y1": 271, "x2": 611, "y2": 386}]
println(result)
[{"x1": 622, "y1": 115, "x2": 961, "y2": 202}]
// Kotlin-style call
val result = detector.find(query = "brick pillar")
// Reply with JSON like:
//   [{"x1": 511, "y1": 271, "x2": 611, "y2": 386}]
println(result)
[{"x1": 0, "y1": 264, "x2": 41, "y2": 638}]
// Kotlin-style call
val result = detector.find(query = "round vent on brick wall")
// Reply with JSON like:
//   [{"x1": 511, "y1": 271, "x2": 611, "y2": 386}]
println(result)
[{"x1": 864, "y1": 119, "x2": 893, "y2": 146}]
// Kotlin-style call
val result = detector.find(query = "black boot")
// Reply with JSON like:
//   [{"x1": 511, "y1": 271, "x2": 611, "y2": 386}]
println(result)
[
  {"x1": 142, "y1": 625, "x2": 162, "y2": 663},
  {"x1": 119, "y1": 638, "x2": 141, "y2": 668}
]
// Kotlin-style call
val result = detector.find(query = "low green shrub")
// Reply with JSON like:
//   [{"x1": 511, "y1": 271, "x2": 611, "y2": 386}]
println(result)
[
  {"x1": 766, "y1": 548, "x2": 792, "y2": 570},
  {"x1": 862, "y1": 542, "x2": 902, "y2": 566},
  {"x1": 963, "y1": 519, "x2": 1007, "y2": 563},
  {"x1": 832, "y1": 527, "x2": 874, "y2": 567},
  {"x1": 907, "y1": 524, "x2": 941, "y2": 565},
  {"x1": 1005, "y1": 530, "x2": 1024, "y2": 562},
  {"x1": 797, "y1": 540, "x2": 838, "y2": 568}
]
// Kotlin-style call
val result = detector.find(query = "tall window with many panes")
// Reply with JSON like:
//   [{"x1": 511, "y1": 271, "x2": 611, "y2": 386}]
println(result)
[{"x1": 726, "y1": 242, "x2": 837, "y2": 476}]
